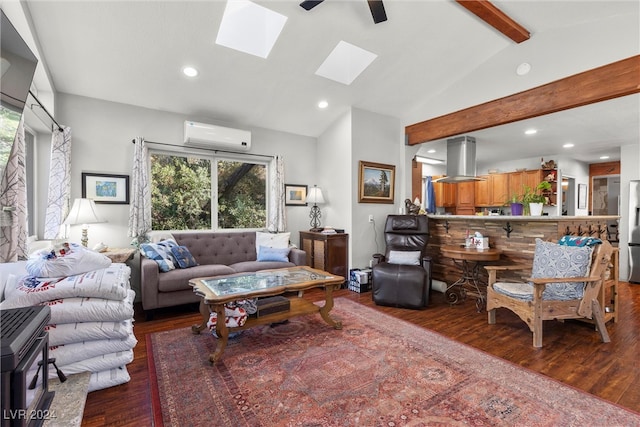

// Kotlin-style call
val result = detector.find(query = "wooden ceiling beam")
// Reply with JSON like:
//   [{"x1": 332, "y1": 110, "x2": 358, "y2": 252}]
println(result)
[
  {"x1": 456, "y1": 0, "x2": 530, "y2": 43},
  {"x1": 406, "y1": 55, "x2": 640, "y2": 145}
]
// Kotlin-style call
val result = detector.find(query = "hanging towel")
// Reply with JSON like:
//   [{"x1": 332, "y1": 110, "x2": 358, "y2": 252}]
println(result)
[{"x1": 426, "y1": 176, "x2": 436, "y2": 213}]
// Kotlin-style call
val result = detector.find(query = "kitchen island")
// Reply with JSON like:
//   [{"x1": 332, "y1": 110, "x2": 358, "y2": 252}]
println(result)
[{"x1": 427, "y1": 214, "x2": 620, "y2": 321}]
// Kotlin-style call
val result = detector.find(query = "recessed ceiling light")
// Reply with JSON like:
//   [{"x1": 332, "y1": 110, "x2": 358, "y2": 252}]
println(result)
[
  {"x1": 600, "y1": 155, "x2": 610, "y2": 160},
  {"x1": 516, "y1": 62, "x2": 531, "y2": 76},
  {"x1": 318, "y1": 100, "x2": 328, "y2": 109},
  {"x1": 216, "y1": 0, "x2": 287, "y2": 59},
  {"x1": 315, "y1": 41, "x2": 377, "y2": 85},
  {"x1": 182, "y1": 66, "x2": 198, "y2": 77},
  {"x1": 427, "y1": 149, "x2": 436, "y2": 154},
  {"x1": 524, "y1": 129, "x2": 537, "y2": 135},
  {"x1": 563, "y1": 143, "x2": 574, "y2": 148}
]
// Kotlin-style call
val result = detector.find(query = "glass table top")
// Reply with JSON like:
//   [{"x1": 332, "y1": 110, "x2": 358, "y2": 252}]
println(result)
[{"x1": 200, "y1": 267, "x2": 336, "y2": 297}]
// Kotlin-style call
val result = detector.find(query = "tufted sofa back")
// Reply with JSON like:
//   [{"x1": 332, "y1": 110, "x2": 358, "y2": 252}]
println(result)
[{"x1": 172, "y1": 231, "x2": 257, "y2": 266}]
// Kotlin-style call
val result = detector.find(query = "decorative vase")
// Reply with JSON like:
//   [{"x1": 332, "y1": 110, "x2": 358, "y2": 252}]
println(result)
[
  {"x1": 510, "y1": 202, "x2": 524, "y2": 216},
  {"x1": 529, "y1": 202, "x2": 544, "y2": 216}
]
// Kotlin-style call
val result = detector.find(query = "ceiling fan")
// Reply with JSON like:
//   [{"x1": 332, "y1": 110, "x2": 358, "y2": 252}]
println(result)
[{"x1": 299, "y1": 0, "x2": 387, "y2": 24}]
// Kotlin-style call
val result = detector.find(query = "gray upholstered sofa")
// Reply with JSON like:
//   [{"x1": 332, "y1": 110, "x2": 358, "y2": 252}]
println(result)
[{"x1": 140, "y1": 231, "x2": 306, "y2": 316}]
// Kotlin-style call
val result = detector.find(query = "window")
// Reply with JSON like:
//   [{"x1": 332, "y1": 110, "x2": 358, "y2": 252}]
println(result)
[{"x1": 150, "y1": 151, "x2": 267, "y2": 230}]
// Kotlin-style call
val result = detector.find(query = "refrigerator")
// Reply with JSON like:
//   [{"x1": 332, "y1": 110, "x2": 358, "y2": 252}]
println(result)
[{"x1": 629, "y1": 180, "x2": 640, "y2": 283}]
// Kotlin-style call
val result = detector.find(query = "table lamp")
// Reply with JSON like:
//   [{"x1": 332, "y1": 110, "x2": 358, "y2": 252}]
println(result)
[
  {"x1": 307, "y1": 185, "x2": 325, "y2": 231},
  {"x1": 63, "y1": 198, "x2": 106, "y2": 247}
]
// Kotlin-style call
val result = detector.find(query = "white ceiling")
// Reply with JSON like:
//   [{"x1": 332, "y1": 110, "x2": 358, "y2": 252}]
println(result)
[{"x1": 22, "y1": 0, "x2": 640, "y2": 164}]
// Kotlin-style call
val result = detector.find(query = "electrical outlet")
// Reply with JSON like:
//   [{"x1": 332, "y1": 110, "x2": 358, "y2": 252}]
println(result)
[{"x1": 368, "y1": 214, "x2": 374, "y2": 223}]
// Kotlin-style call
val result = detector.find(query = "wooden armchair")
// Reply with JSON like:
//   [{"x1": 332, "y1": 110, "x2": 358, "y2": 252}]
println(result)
[{"x1": 485, "y1": 238, "x2": 614, "y2": 347}]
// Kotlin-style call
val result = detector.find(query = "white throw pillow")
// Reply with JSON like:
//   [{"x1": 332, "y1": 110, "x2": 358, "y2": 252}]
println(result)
[
  {"x1": 387, "y1": 250, "x2": 421, "y2": 266},
  {"x1": 255, "y1": 232, "x2": 290, "y2": 256}
]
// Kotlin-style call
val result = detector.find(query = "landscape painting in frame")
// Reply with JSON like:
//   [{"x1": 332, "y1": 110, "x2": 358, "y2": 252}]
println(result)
[
  {"x1": 358, "y1": 161, "x2": 395, "y2": 204},
  {"x1": 285, "y1": 184, "x2": 308, "y2": 206},
  {"x1": 82, "y1": 172, "x2": 130, "y2": 204}
]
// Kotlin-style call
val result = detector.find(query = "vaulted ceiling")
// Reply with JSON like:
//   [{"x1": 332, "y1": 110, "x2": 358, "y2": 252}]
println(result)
[{"x1": 22, "y1": 0, "x2": 640, "y2": 164}]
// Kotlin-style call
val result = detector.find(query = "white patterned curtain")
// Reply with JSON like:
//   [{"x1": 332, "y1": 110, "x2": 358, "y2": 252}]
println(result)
[
  {"x1": 267, "y1": 155, "x2": 286, "y2": 232},
  {"x1": 128, "y1": 136, "x2": 152, "y2": 245},
  {"x1": 0, "y1": 119, "x2": 28, "y2": 262},
  {"x1": 43, "y1": 126, "x2": 72, "y2": 239}
]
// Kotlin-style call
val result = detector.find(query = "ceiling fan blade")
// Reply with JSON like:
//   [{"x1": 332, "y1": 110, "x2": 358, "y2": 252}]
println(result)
[
  {"x1": 367, "y1": 0, "x2": 387, "y2": 24},
  {"x1": 300, "y1": 0, "x2": 324, "y2": 11}
]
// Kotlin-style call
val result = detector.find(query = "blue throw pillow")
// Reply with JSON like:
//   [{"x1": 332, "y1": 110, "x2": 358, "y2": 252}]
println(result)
[
  {"x1": 257, "y1": 246, "x2": 290, "y2": 262},
  {"x1": 140, "y1": 240, "x2": 178, "y2": 272},
  {"x1": 170, "y1": 246, "x2": 198, "y2": 269}
]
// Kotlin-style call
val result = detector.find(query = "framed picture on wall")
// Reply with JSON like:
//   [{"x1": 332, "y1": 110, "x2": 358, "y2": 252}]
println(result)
[
  {"x1": 284, "y1": 184, "x2": 308, "y2": 206},
  {"x1": 358, "y1": 161, "x2": 395, "y2": 204},
  {"x1": 578, "y1": 183, "x2": 587, "y2": 209},
  {"x1": 82, "y1": 172, "x2": 130, "y2": 204}
]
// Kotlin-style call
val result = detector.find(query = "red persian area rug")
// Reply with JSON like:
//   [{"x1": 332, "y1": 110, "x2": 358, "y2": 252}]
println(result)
[{"x1": 147, "y1": 298, "x2": 640, "y2": 426}]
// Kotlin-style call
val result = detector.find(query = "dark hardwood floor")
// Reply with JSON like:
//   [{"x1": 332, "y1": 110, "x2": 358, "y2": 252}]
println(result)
[{"x1": 81, "y1": 281, "x2": 640, "y2": 426}]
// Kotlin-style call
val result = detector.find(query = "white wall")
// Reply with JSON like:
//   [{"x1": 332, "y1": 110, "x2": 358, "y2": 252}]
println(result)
[
  {"x1": 50, "y1": 93, "x2": 317, "y2": 248},
  {"x1": 350, "y1": 108, "x2": 403, "y2": 268},
  {"x1": 618, "y1": 143, "x2": 640, "y2": 281}
]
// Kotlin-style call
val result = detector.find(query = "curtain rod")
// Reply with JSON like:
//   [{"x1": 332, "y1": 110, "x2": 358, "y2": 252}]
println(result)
[
  {"x1": 131, "y1": 139, "x2": 274, "y2": 159},
  {"x1": 28, "y1": 90, "x2": 63, "y2": 132}
]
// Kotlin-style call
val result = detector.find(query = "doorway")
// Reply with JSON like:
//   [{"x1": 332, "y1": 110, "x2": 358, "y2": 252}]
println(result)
[
  {"x1": 592, "y1": 175, "x2": 620, "y2": 243},
  {"x1": 562, "y1": 176, "x2": 575, "y2": 216}
]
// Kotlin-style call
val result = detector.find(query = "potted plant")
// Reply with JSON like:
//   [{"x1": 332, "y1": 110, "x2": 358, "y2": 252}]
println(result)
[
  {"x1": 522, "y1": 181, "x2": 552, "y2": 215},
  {"x1": 507, "y1": 193, "x2": 524, "y2": 216}
]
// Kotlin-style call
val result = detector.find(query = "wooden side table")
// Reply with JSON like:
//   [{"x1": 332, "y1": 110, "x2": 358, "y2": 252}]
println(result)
[
  {"x1": 103, "y1": 247, "x2": 136, "y2": 263},
  {"x1": 299, "y1": 231, "x2": 349, "y2": 282}
]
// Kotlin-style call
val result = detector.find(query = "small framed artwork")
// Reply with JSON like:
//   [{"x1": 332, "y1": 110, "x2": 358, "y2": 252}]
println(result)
[
  {"x1": 82, "y1": 172, "x2": 130, "y2": 204},
  {"x1": 284, "y1": 184, "x2": 308, "y2": 206},
  {"x1": 578, "y1": 183, "x2": 587, "y2": 209},
  {"x1": 358, "y1": 161, "x2": 395, "y2": 204}
]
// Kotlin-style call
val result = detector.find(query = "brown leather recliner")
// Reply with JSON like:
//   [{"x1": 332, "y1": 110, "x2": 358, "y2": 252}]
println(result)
[{"x1": 371, "y1": 215, "x2": 432, "y2": 309}]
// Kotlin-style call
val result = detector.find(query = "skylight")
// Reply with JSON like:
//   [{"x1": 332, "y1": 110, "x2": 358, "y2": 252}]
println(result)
[
  {"x1": 215, "y1": 0, "x2": 288, "y2": 59},
  {"x1": 315, "y1": 41, "x2": 377, "y2": 85}
]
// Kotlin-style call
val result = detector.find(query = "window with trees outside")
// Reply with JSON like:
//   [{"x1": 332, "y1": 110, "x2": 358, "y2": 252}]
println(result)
[{"x1": 150, "y1": 152, "x2": 267, "y2": 230}]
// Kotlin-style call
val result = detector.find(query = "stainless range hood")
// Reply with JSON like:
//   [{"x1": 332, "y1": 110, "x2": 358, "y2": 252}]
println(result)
[{"x1": 434, "y1": 136, "x2": 483, "y2": 183}]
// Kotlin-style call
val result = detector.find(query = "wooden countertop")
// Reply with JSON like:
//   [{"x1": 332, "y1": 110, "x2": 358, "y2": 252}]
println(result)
[{"x1": 428, "y1": 214, "x2": 619, "y2": 221}]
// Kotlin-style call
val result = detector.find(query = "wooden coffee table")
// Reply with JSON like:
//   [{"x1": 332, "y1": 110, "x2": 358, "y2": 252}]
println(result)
[{"x1": 189, "y1": 266, "x2": 344, "y2": 364}]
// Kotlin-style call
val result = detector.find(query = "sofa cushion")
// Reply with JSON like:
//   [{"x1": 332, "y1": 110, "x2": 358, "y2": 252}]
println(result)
[
  {"x1": 157, "y1": 264, "x2": 236, "y2": 293},
  {"x1": 170, "y1": 246, "x2": 198, "y2": 268},
  {"x1": 230, "y1": 260, "x2": 295, "y2": 273},
  {"x1": 257, "y1": 246, "x2": 290, "y2": 262}
]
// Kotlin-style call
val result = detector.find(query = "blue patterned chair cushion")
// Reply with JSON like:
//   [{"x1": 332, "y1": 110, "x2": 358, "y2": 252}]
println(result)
[
  {"x1": 558, "y1": 235, "x2": 603, "y2": 247},
  {"x1": 170, "y1": 245, "x2": 198, "y2": 268},
  {"x1": 494, "y1": 238, "x2": 592, "y2": 301},
  {"x1": 140, "y1": 239, "x2": 179, "y2": 272}
]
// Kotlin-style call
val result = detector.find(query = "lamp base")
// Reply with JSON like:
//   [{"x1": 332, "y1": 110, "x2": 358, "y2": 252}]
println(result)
[{"x1": 309, "y1": 227, "x2": 324, "y2": 232}]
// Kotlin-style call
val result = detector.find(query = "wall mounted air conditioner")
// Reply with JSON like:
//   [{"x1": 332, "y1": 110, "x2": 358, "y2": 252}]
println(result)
[{"x1": 183, "y1": 121, "x2": 252, "y2": 151}]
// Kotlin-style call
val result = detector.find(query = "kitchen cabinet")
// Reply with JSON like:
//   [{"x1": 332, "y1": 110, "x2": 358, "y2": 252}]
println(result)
[
  {"x1": 457, "y1": 181, "x2": 475, "y2": 207},
  {"x1": 474, "y1": 177, "x2": 490, "y2": 206},
  {"x1": 475, "y1": 174, "x2": 509, "y2": 207},
  {"x1": 433, "y1": 181, "x2": 457, "y2": 207},
  {"x1": 508, "y1": 170, "x2": 543, "y2": 201},
  {"x1": 299, "y1": 231, "x2": 349, "y2": 281}
]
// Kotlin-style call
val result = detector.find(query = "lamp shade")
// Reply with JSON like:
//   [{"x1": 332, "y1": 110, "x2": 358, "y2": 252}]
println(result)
[
  {"x1": 63, "y1": 198, "x2": 106, "y2": 225},
  {"x1": 307, "y1": 186, "x2": 325, "y2": 205}
]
